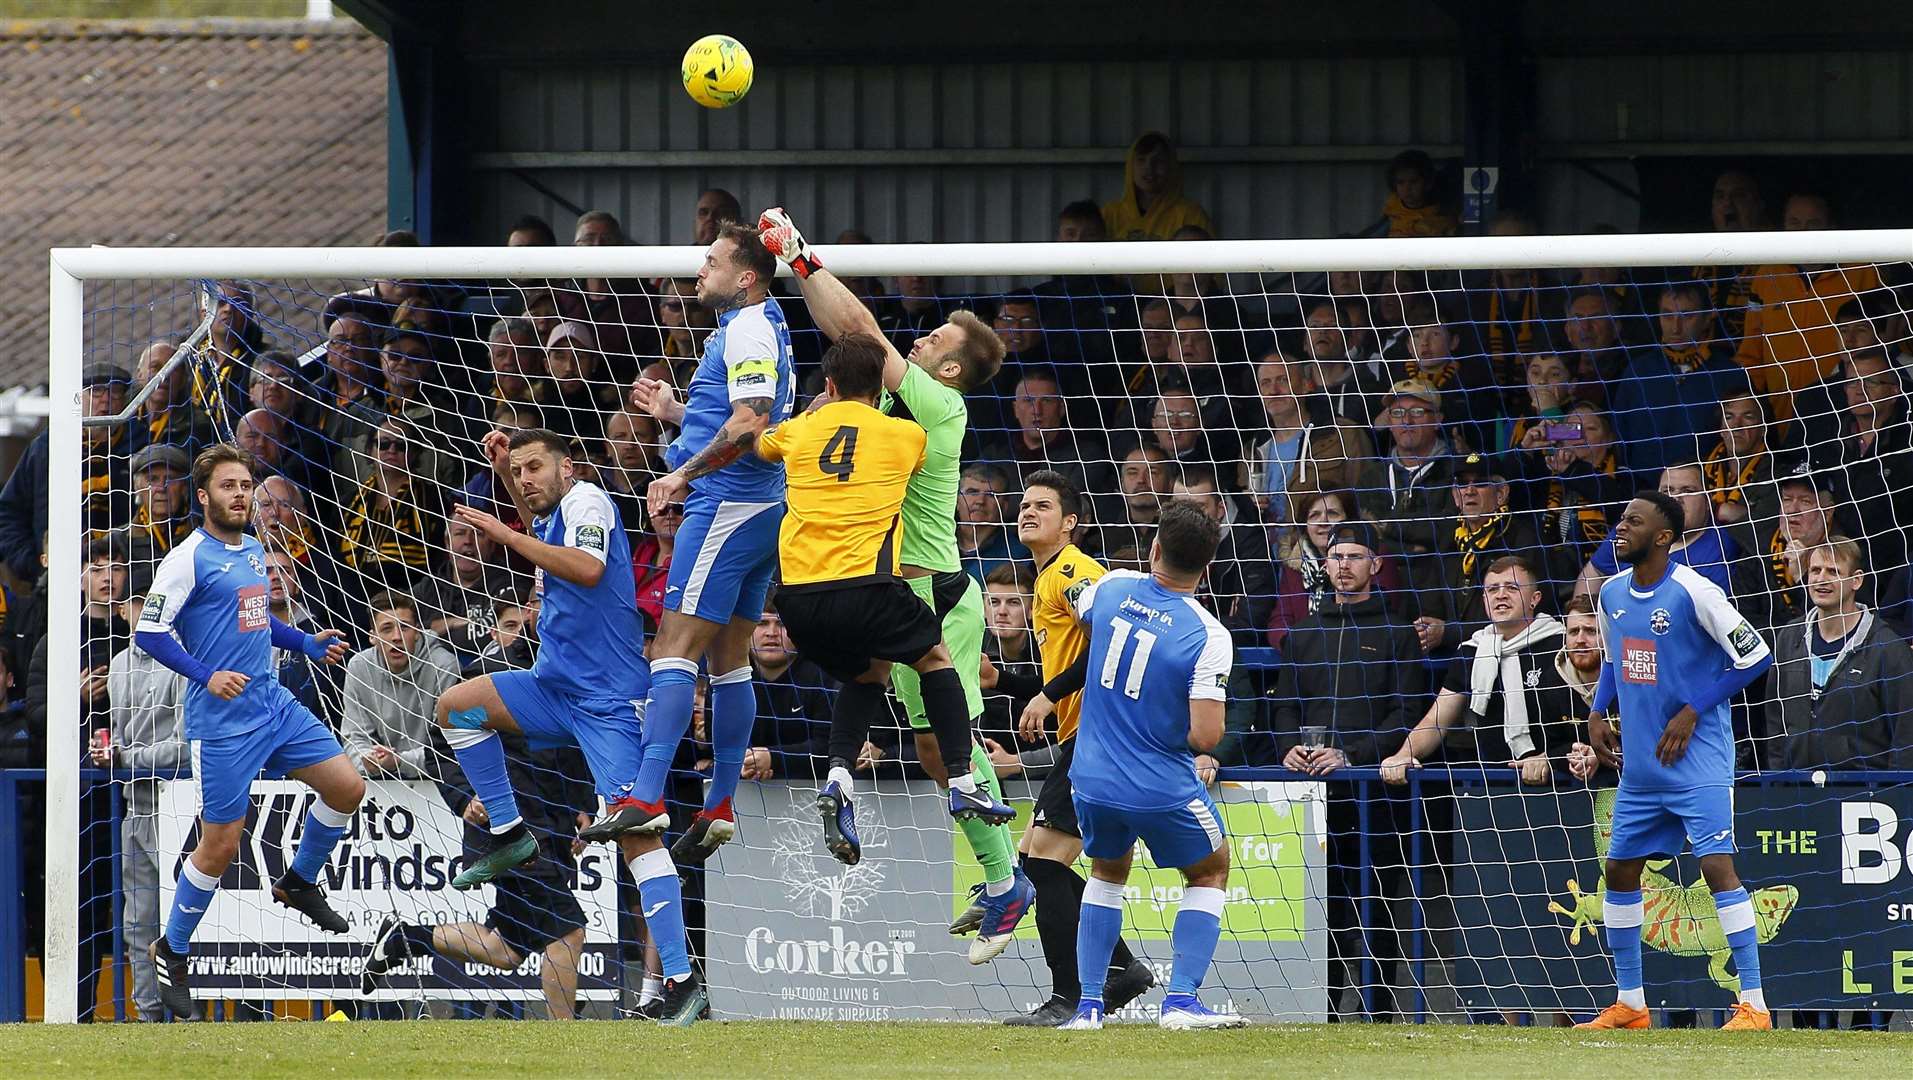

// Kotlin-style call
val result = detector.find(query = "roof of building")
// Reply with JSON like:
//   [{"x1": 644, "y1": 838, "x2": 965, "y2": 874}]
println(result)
[{"x1": 1, "y1": 19, "x2": 386, "y2": 389}]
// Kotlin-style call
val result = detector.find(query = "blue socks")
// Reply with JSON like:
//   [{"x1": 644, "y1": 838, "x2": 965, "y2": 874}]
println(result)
[
  {"x1": 631, "y1": 848, "x2": 692, "y2": 980},
  {"x1": 703, "y1": 667, "x2": 755, "y2": 815},
  {"x1": 444, "y1": 725, "x2": 523, "y2": 833},
  {"x1": 1170, "y1": 886, "x2": 1226, "y2": 995},
  {"x1": 166, "y1": 860, "x2": 220, "y2": 954},
  {"x1": 1715, "y1": 887, "x2": 1764, "y2": 1007},
  {"x1": 636, "y1": 659, "x2": 699, "y2": 807},
  {"x1": 1076, "y1": 877, "x2": 1125, "y2": 1005},
  {"x1": 289, "y1": 798, "x2": 352, "y2": 883},
  {"x1": 1604, "y1": 887, "x2": 1645, "y2": 1008}
]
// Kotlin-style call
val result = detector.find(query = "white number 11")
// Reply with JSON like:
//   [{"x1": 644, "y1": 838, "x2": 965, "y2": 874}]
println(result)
[{"x1": 1098, "y1": 618, "x2": 1158, "y2": 700}]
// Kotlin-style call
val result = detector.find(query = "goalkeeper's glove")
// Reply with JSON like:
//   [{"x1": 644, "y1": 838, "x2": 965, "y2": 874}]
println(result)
[{"x1": 757, "y1": 207, "x2": 823, "y2": 279}]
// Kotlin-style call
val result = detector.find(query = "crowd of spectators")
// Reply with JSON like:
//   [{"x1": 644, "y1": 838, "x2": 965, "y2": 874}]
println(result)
[{"x1": 7, "y1": 143, "x2": 1913, "y2": 1022}]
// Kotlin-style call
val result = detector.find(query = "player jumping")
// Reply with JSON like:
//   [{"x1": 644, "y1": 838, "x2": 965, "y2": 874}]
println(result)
[
  {"x1": 1003, "y1": 471, "x2": 1156, "y2": 1024},
  {"x1": 1569, "y1": 489, "x2": 1774, "y2": 1031},
  {"x1": 134, "y1": 444, "x2": 360, "y2": 1021},
  {"x1": 424, "y1": 428, "x2": 705, "y2": 1024},
  {"x1": 624, "y1": 224, "x2": 794, "y2": 867},
  {"x1": 758, "y1": 207, "x2": 1031, "y2": 962},
  {"x1": 1060, "y1": 502, "x2": 1246, "y2": 1031}
]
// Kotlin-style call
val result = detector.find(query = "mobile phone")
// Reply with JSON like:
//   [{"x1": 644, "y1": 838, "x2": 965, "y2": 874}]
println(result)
[{"x1": 1541, "y1": 421, "x2": 1585, "y2": 442}]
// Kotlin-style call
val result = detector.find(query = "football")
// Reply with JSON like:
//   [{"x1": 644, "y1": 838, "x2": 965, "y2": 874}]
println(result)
[{"x1": 681, "y1": 34, "x2": 754, "y2": 109}]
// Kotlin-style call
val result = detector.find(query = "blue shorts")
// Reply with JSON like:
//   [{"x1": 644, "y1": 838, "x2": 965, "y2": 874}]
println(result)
[
  {"x1": 191, "y1": 685, "x2": 344, "y2": 825},
  {"x1": 1608, "y1": 784, "x2": 1737, "y2": 861},
  {"x1": 665, "y1": 494, "x2": 781, "y2": 626},
  {"x1": 493, "y1": 669, "x2": 645, "y2": 804},
  {"x1": 1075, "y1": 790, "x2": 1227, "y2": 870}
]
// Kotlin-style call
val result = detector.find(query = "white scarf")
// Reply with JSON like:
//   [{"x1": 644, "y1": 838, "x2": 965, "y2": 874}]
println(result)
[{"x1": 1466, "y1": 614, "x2": 1565, "y2": 760}]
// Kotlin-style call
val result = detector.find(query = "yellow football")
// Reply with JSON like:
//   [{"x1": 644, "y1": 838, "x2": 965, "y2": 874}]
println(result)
[{"x1": 681, "y1": 34, "x2": 754, "y2": 109}]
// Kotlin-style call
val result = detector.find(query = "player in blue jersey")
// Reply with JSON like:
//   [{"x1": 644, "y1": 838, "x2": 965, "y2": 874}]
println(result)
[
  {"x1": 1570, "y1": 489, "x2": 1775, "y2": 1031},
  {"x1": 1059, "y1": 503, "x2": 1248, "y2": 1031},
  {"x1": 621, "y1": 224, "x2": 795, "y2": 868},
  {"x1": 132, "y1": 444, "x2": 360, "y2": 1021},
  {"x1": 422, "y1": 428, "x2": 707, "y2": 1024}
]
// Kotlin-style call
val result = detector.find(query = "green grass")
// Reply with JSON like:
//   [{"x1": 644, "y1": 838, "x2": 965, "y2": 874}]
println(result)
[{"x1": 3, "y1": 1022, "x2": 1910, "y2": 1079}]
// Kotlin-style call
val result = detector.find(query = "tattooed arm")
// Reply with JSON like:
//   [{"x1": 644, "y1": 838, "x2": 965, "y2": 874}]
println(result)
[{"x1": 646, "y1": 396, "x2": 774, "y2": 516}]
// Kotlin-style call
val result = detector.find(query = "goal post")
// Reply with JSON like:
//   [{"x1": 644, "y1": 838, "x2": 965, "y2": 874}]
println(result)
[{"x1": 39, "y1": 229, "x2": 1913, "y2": 1024}]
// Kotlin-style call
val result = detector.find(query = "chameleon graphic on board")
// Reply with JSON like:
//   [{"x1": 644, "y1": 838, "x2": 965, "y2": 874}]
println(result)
[{"x1": 1548, "y1": 787, "x2": 1799, "y2": 992}]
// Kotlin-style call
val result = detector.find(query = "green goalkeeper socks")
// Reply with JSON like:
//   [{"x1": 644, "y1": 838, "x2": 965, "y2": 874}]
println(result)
[{"x1": 957, "y1": 740, "x2": 1015, "y2": 882}]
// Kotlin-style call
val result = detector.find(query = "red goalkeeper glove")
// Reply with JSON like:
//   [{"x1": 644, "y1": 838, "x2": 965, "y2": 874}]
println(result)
[{"x1": 757, "y1": 207, "x2": 823, "y2": 279}]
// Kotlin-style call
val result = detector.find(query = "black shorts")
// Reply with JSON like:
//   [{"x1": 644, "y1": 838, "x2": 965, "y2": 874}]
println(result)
[
  {"x1": 774, "y1": 578, "x2": 943, "y2": 684},
  {"x1": 486, "y1": 872, "x2": 587, "y2": 958},
  {"x1": 1030, "y1": 738, "x2": 1080, "y2": 838}
]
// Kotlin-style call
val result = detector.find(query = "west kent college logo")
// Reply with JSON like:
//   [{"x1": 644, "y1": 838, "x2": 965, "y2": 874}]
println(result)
[{"x1": 1649, "y1": 608, "x2": 1672, "y2": 635}]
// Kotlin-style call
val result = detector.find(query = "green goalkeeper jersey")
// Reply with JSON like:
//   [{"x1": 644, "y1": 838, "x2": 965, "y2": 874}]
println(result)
[{"x1": 885, "y1": 364, "x2": 964, "y2": 574}]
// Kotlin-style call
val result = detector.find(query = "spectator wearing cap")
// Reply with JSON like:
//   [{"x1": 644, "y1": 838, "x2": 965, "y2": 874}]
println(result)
[
  {"x1": 134, "y1": 341, "x2": 212, "y2": 458},
  {"x1": 99, "y1": 579, "x2": 187, "y2": 1021},
  {"x1": 1808, "y1": 347, "x2": 1913, "y2": 580},
  {"x1": 1361, "y1": 378, "x2": 1456, "y2": 564},
  {"x1": 80, "y1": 361, "x2": 139, "y2": 540},
  {"x1": 545, "y1": 320, "x2": 622, "y2": 445},
  {"x1": 976, "y1": 366, "x2": 1111, "y2": 500},
  {"x1": 1398, "y1": 297, "x2": 1496, "y2": 453},
  {"x1": 415, "y1": 513, "x2": 525, "y2": 668},
  {"x1": 1410, "y1": 453, "x2": 1570, "y2": 657},
  {"x1": 1767, "y1": 536, "x2": 1913, "y2": 772},
  {"x1": 1607, "y1": 282, "x2": 1750, "y2": 474},
  {"x1": 122, "y1": 442, "x2": 197, "y2": 571},
  {"x1": 1266, "y1": 518, "x2": 1425, "y2": 1020},
  {"x1": 1738, "y1": 462, "x2": 1852, "y2": 633}
]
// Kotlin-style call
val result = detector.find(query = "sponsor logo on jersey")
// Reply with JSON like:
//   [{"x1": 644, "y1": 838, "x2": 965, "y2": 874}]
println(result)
[
  {"x1": 1213, "y1": 673, "x2": 1229, "y2": 689},
  {"x1": 1621, "y1": 637, "x2": 1658, "y2": 684},
  {"x1": 236, "y1": 584, "x2": 269, "y2": 632},
  {"x1": 144, "y1": 595, "x2": 167, "y2": 621},
  {"x1": 246, "y1": 553, "x2": 266, "y2": 576},
  {"x1": 1649, "y1": 608, "x2": 1672, "y2": 635},
  {"x1": 576, "y1": 524, "x2": 606, "y2": 553},
  {"x1": 1063, "y1": 578, "x2": 1091, "y2": 606},
  {"x1": 1728, "y1": 621, "x2": 1762, "y2": 658}
]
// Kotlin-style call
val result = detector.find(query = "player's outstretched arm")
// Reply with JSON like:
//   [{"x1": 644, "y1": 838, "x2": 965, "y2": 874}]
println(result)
[
  {"x1": 649, "y1": 396, "x2": 774, "y2": 515},
  {"x1": 758, "y1": 208, "x2": 908, "y2": 388}
]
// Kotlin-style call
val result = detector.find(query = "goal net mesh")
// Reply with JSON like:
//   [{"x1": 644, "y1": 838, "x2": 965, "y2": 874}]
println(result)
[{"x1": 54, "y1": 246, "x2": 1913, "y2": 1022}]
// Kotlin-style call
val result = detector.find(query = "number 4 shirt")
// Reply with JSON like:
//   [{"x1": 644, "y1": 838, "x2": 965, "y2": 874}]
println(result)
[
  {"x1": 757, "y1": 399, "x2": 926, "y2": 591},
  {"x1": 1596, "y1": 562, "x2": 1771, "y2": 791}
]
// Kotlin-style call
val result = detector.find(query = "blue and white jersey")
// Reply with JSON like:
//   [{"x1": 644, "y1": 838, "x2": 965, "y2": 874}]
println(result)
[
  {"x1": 665, "y1": 295, "x2": 795, "y2": 503},
  {"x1": 137, "y1": 528, "x2": 279, "y2": 741},
  {"x1": 1068, "y1": 569, "x2": 1233, "y2": 812},
  {"x1": 531, "y1": 480, "x2": 649, "y2": 701},
  {"x1": 1597, "y1": 562, "x2": 1770, "y2": 791}
]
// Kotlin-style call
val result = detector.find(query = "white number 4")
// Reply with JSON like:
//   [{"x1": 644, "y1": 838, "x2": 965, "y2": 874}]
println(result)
[{"x1": 1098, "y1": 618, "x2": 1158, "y2": 700}]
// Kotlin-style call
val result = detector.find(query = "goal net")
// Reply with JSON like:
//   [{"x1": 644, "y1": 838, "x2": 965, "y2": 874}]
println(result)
[{"x1": 36, "y1": 233, "x2": 1913, "y2": 1024}]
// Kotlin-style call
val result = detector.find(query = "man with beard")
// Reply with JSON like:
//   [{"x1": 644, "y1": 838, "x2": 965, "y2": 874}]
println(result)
[{"x1": 1571, "y1": 489, "x2": 1774, "y2": 1030}]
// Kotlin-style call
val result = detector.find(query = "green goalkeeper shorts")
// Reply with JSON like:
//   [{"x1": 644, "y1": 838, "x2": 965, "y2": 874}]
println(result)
[{"x1": 890, "y1": 572, "x2": 984, "y2": 731}]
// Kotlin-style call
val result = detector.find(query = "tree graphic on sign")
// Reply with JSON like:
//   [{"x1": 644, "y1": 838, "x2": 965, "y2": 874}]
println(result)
[{"x1": 768, "y1": 790, "x2": 887, "y2": 922}]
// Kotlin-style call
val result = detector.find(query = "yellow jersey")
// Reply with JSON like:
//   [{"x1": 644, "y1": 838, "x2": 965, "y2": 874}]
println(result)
[
  {"x1": 758, "y1": 399, "x2": 926, "y2": 590},
  {"x1": 1033, "y1": 543, "x2": 1107, "y2": 741}
]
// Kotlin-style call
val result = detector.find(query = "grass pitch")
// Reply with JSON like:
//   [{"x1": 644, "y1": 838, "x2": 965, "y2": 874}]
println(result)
[{"x1": 3, "y1": 1021, "x2": 1910, "y2": 1079}]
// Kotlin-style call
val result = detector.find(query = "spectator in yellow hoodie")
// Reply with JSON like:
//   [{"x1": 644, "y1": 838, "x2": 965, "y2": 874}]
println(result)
[
  {"x1": 1380, "y1": 150, "x2": 1456, "y2": 237},
  {"x1": 1734, "y1": 192, "x2": 1885, "y2": 423},
  {"x1": 1101, "y1": 131, "x2": 1214, "y2": 241}
]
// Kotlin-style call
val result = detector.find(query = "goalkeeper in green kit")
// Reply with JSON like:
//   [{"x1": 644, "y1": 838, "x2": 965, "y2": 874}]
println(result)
[{"x1": 760, "y1": 207, "x2": 1034, "y2": 963}]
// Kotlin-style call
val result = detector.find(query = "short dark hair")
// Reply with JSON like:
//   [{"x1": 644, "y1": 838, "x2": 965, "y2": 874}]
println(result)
[
  {"x1": 944, "y1": 309, "x2": 1007, "y2": 391},
  {"x1": 1058, "y1": 200, "x2": 1105, "y2": 229},
  {"x1": 1563, "y1": 594, "x2": 1596, "y2": 617},
  {"x1": 366, "y1": 590, "x2": 418, "y2": 622},
  {"x1": 1023, "y1": 468, "x2": 1081, "y2": 520},
  {"x1": 984, "y1": 561, "x2": 1035, "y2": 592},
  {"x1": 506, "y1": 426, "x2": 572, "y2": 459},
  {"x1": 1154, "y1": 500, "x2": 1222, "y2": 576},
  {"x1": 1661, "y1": 280, "x2": 1710, "y2": 309},
  {"x1": 192, "y1": 443, "x2": 254, "y2": 493},
  {"x1": 1386, "y1": 148, "x2": 1436, "y2": 187},
  {"x1": 1637, "y1": 489, "x2": 1687, "y2": 539},
  {"x1": 1174, "y1": 466, "x2": 1221, "y2": 494},
  {"x1": 1484, "y1": 554, "x2": 1538, "y2": 586},
  {"x1": 508, "y1": 214, "x2": 557, "y2": 245},
  {"x1": 1016, "y1": 365, "x2": 1062, "y2": 392},
  {"x1": 822, "y1": 334, "x2": 888, "y2": 400},
  {"x1": 85, "y1": 535, "x2": 124, "y2": 565},
  {"x1": 717, "y1": 223, "x2": 776, "y2": 285}
]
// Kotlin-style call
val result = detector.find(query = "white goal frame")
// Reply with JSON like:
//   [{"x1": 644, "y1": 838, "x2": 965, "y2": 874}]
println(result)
[{"x1": 41, "y1": 229, "x2": 1913, "y2": 1023}]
